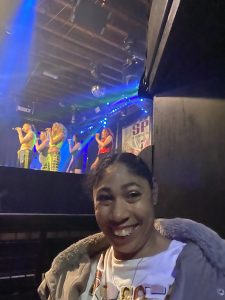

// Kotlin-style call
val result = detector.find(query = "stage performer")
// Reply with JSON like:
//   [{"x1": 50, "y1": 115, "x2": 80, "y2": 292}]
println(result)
[
  {"x1": 46, "y1": 122, "x2": 67, "y2": 172},
  {"x1": 90, "y1": 127, "x2": 113, "y2": 170},
  {"x1": 35, "y1": 131, "x2": 49, "y2": 170},
  {"x1": 15, "y1": 123, "x2": 36, "y2": 169},
  {"x1": 66, "y1": 134, "x2": 83, "y2": 174}
]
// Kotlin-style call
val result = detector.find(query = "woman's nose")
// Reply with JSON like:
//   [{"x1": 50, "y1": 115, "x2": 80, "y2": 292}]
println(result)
[{"x1": 109, "y1": 198, "x2": 129, "y2": 223}]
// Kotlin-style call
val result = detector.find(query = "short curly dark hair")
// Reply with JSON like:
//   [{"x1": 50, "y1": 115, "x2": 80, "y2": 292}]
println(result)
[{"x1": 87, "y1": 152, "x2": 153, "y2": 196}]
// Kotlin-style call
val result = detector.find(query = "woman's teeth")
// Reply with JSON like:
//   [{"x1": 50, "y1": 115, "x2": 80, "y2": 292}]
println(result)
[{"x1": 114, "y1": 226, "x2": 136, "y2": 237}]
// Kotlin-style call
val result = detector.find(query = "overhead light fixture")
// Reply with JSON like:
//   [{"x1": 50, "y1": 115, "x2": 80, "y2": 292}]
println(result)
[
  {"x1": 42, "y1": 71, "x2": 58, "y2": 80},
  {"x1": 123, "y1": 57, "x2": 133, "y2": 68},
  {"x1": 58, "y1": 102, "x2": 65, "y2": 108},
  {"x1": 90, "y1": 68, "x2": 98, "y2": 79},
  {"x1": 5, "y1": 30, "x2": 12, "y2": 35},
  {"x1": 16, "y1": 105, "x2": 32, "y2": 114},
  {"x1": 95, "y1": 106, "x2": 101, "y2": 113},
  {"x1": 101, "y1": 0, "x2": 107, "y2": 6},
  {"x1": 71, "y1": 112, "x2": 76, "y2": 124},
  {"x1": 122, "y1": 36, "x2": 134, "y2": 52},
  {"x1": 90, "y1": 62, "x2": 101, "y2": 79}
]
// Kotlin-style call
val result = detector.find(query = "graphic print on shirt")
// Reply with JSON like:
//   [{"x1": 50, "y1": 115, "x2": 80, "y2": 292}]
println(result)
[
  {"x1": 90, "y1": 240, "x2": 185, "y2": 300},
  {"x1": 91, "y1": 275, "x2": 168, "y2": 300}
]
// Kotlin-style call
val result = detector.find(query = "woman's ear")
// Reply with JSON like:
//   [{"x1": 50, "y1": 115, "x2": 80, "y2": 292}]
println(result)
[{"x1": 152, "y1": 178, "x2": 158, "y2": 206}]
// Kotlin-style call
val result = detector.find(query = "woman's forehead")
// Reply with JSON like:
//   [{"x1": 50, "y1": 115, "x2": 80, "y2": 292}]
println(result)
[{"x1": 95, "y1": 163, "x2": 145, "y2": 187}]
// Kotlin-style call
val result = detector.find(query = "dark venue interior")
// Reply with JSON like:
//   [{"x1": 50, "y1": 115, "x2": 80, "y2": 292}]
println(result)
[{"x1": 0, "y1": 0, "x2": 225, "y2": 298}]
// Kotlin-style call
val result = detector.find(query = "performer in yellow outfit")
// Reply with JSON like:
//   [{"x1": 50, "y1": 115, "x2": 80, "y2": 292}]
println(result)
[
  {"x1": 45, "y1": 122, "x2": 67, "y2": 172},
  {"x1": 15, "y1": 123, "x2": 36, "y2": 169}
]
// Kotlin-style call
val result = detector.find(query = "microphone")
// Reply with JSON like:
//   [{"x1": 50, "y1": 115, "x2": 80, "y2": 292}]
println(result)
[{"x1": 12, "y1": 127, "x2": 20, "y2": 130}]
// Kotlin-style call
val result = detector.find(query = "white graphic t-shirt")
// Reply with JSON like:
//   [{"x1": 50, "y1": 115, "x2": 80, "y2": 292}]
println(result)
[{"x1": 90, "y1": 240, "x2": 186, "y2": 300}]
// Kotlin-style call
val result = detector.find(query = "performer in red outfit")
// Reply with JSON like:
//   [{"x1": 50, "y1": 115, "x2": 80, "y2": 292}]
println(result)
[{"x1": 90, "y1": 127, "x2": 113, "y2": 170}]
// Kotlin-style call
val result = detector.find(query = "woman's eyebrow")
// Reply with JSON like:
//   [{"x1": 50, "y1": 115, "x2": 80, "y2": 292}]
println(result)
[
  {"x1": 97, "y1": 182, "x2": 142, "y2": 192},
  {"x1": 96, "y1": 187, "x2": 111, "y2": 193},
  {"x1": 121, "y1": 182, "x2": 142, "y2": 189}
]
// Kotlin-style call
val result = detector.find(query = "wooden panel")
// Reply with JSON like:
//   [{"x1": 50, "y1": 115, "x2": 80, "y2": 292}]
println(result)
[
  {"x1": 153, "y1": 96, "x2": 225, "y2": 236},
  {"x1": 0, "y1": 167, "x2": 94, "y2": 214}
]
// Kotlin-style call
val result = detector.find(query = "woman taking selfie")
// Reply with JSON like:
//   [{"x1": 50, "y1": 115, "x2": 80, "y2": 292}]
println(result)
[{"x1": 38, "y1": 153, "x2": 225, "y2": 300}]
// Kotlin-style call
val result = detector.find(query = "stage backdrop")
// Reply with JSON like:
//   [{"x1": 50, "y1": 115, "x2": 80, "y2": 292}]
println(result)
[{"x1": 122, "y1": 116, "x2": 151, "y2": 155}]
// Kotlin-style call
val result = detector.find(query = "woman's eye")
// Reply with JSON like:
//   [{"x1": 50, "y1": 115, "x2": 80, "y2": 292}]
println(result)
[
  {"x1": 127, "y1": 191, "x2": 141, "y2": 200},
  {"x1": 96, "y1": 194, "x2": 112, "y2": 202}
]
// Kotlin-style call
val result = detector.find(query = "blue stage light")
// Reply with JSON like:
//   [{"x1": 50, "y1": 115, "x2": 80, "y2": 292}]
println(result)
[{"x1": 0, "y1": 0, "x2": 37, "y2": 96}]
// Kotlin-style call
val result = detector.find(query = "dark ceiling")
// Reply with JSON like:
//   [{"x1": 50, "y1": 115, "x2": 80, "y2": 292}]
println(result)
[
  {"x1": 0, "y1": 0, "x2": 150, "y2": 126},
  {"x1": 2, "y1": 0, "x2": 224, "y2": 130}
]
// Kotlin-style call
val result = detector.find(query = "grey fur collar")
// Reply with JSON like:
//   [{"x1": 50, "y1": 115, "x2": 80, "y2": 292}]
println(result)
[
  {"x1": 154, "y1": 218, "x2": 225, "y2": 272},
  {"x1": 51, "y1": 218, "x2": 225, "y2": 274}
]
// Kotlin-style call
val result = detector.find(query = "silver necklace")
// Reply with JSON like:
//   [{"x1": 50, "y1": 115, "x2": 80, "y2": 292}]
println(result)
[
  {"x1": 102, "y1": 252, "x2": 145, "y2": 300},
  {"x1": 130, "y1": 256, "x2": 145, "y2": 287}
]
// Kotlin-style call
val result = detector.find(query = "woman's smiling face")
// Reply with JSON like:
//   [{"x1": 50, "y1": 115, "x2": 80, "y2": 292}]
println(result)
[{"x1": 93, "y1": 162, "x2": 157, "y2": 260}]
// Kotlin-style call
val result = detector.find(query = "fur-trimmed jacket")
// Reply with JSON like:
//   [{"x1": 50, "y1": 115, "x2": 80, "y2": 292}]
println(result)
[{"x1": 38, "y1": 218, "x2": 225, "y2": 300}]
